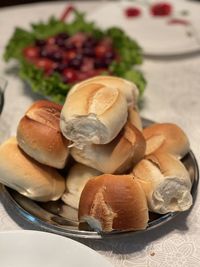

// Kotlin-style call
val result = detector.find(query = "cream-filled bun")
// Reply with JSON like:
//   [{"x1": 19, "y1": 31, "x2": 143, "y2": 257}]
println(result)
[
  {"x1": 78, "y1": 174, "x2": 149, "y2": 232},
  {"x1": 60, "y1": 82, "x2": 128, "y2": 148},
  {"x1": 70, "y1": 122, "x2": 146, "y2": 174},
  {"x1": 17, "y1": 100, "x2": 69, "y2": 169},
  {"x1": 143, "y1": 123, "x2": 190, "y2": 159},
  {"x1": 68, "y1": 75, "x2": 139, "y2": 107},
  {"x1": 132, "y1": 152, "x2": 192, "y2": 214},
  {"x1": 62, "y1": 163, "x2": 101, "y2": 209},
  {"x1": 0, "y1": 137, "x2": 65, "y2": 201}
]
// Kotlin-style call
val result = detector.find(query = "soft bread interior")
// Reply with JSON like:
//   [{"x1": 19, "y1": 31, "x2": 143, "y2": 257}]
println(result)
[
  {"x1": 133, "y1": 152, "x2": 192, "y2": 214},
  {"x1": 60, "y1": 114, "x2": 107, "y2": 148},
  {"x1": 60, "y1": 83, "x2": 128, "y2": 147},
  {"x1": 152, "y1": 178, "x2": 192, "y2": 213}
]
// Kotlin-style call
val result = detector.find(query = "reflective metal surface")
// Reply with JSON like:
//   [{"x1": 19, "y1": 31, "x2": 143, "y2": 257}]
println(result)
[{"x1": 0, "y1": 119, "x2": 199, "y2": 239}]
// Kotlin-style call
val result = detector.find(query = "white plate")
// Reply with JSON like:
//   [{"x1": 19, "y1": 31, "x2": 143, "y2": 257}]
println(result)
[
  {"x1": 87, "y1": 0, "x2": 200, "y2": 56},
  {"x1": 0, "y1": 230, "x2": 113, "y2": 267}
]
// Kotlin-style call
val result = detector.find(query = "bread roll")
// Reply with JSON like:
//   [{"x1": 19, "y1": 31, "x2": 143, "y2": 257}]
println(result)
[
  {"x1": 0, "y1": 137, "x2": 65, "y2": 201},
  {"x1": 143, "y1": 123, "x2": 190, "y2": 159},
  {"x1": 70, "y1": 122, "x2": 146, "y2": 174},
  {"x1": 78, "y1": 174, "x2": 149, "y2": 232},
  {"x1": 17, "y1": 100, "x2": 69, "y2": 169},
  {"x1": 132, "y1": 152, "x2": 192, "y2": 214},
  {"x1": 68, "y1": 75, "x2": 139, "y2": 107},
  {"x1": 60, "y1": 82, "x2": 128, "y2": 148},
  {"x1": 128, "y1": 106, "x2": 143, "y2": 131},
  {"x1": 62, "y1": 163, "x2": 101, "y2": 209}
]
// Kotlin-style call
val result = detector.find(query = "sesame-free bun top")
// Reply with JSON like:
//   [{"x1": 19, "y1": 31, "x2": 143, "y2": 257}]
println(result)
[
  {"x1": 143, "y1": 123, "x2": 190, "y2": 159},
  {"x1": 68, "y1": 75, "x2": 139, "y2": 107},
  {"x1": 78, "y1": 174, "x2": 149, "y2": 232},
  {"x1": 17, "y1": 100, "x2": 69, "y2": 169},
  {"x1": 0, "y1": 137, "x2": 65, "y2": 201},
  {"x1": 60, "y1": 82, "x2": 128, "y2": 148}
]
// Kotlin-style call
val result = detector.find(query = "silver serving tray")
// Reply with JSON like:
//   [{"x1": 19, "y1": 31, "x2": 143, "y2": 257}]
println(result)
[{"x1": 0, "y1": 119, "x2": 199, "y2": 239}]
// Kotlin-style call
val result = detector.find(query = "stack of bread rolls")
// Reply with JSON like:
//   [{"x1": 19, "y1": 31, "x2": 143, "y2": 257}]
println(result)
[
  {"x1": 0, "y1": 100, "x2": 68, "y2": 201},
  {"x1": 0, "y1": 76, "x2": 193, "y2": 233}
]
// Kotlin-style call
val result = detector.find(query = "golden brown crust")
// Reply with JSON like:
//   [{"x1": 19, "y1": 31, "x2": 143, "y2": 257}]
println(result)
[
  {"x1": 71, "y1": 122, "x2": 146, "y2": 174},
  {"x1": 66, "y1": 83, "x2": 104, "y2": 115},
  {"x1": 127, "y1": 107, "x2": 143, "y2": 131},
  {"x1": 68, "y1": 75, "x2": 139, "y2": 107},
  {"x1": 0, "y1": 137, "x2": 65, "y2": 202},
  {"x1": 26, "y1": 100, "x2": 62, "y2": 130},
  {"x1": 143, "y1": 123, "x2": 190, "y2": 158},
  {"x1": 17, "y1": 100, "x2": 69, "y2": 169},
  {"x1": 145, "y1": 152, "x2": 192, "y2": 187},
  {"x1": 78, "y1": 174, "x2": 149, "y2": 232},
  {"x1": 111, "y1": 122, "x2": 146, "y2": 173}
]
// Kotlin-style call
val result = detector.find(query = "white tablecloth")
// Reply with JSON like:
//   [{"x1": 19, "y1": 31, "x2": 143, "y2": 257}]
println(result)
[{"x1": 0, "y1": 1, "x2": 200, "y2": 266}]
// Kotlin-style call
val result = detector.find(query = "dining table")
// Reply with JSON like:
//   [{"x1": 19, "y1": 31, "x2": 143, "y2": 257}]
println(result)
[{"x1": 0, "y1": 0, "x2": 200, "y2": 266}]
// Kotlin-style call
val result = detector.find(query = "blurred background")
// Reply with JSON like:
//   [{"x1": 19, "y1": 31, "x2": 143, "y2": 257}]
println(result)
[
  {"x1": 0, "y1": 0, "x2": 74, "y2": 8},
  {"x1": 1, "y1": 0, "x2": 199, "y2": 8}
]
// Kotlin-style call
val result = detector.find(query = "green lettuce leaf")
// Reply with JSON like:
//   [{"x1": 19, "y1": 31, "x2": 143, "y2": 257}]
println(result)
[
  {"x1": 3, "y1": 10, "x2": 146, "y2": 103},
  {"x1": 19, "y1": 60, "x2": 70, "y2": 103}
]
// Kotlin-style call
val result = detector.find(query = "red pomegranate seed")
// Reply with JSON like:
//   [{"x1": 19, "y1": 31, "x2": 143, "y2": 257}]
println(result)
[
  {"x1": 46, "y1": 37, "x2": 56, "y2": 45},
  {"x1": 63, "y1": 68, "x2": 77, "y2": 83},
  {"x1": 125, "y1": 7, "x2": 141, "y2": 18},
  {"x1": 95, "y1": 45, "x2": 111, "y2": 58},
  {"x1": 35, "y1": 58, "x2": 55, "y2": 72},
  {"x1": 23, "y1": 46, "x2": 39, "y2": 60},
  {"x1": 151, "y1": 2, "x2": 172, "y2": 16},
  {"x1": 64, "y1": 50, "x2": 77, "y2": 61},
  {"x1": 67, "y1": 32, "x2": 87, "y2": 48},
  {"x1": 81, "y1": 58, "x2": 94, "y2": 72}
]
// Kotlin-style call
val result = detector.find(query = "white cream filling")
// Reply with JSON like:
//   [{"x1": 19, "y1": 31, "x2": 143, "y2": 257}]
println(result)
[{"x1": 150, "y1": 178, "x2": 193, "y2": 214}]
